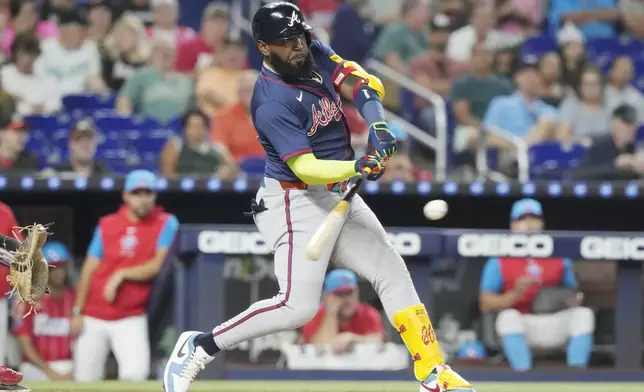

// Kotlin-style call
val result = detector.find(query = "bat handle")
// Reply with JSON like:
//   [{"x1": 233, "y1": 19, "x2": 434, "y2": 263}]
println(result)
[{"x1": 360, "y1": 167, "x2": 372, "y2": 179}]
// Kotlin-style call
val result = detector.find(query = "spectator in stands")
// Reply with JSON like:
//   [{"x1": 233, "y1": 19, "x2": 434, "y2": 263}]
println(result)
[
  {"x1": 86, "y1": 0, "x2": 113, "y2": 44},
  {"x1": 574, "y1": 104, "x2": 644, "y2": 180},
  {"x1": 483, "y1": 61, "x2": 557, "y2": 146},
  {"x1": 494, "y1": 0, "x2": 542, "y2": 36},
  {"x1": 330, "y1": 0, "x2": 376, "y2": 64},
  {"x1": 160, "y1": 110, "x2": 236, "y2": 179},
  {"x1": 196, "y1": 38, "x2": 248, "y2": 117},
  {"x1": 116, "y1": 35, "x2": 194, "y2": 124},
  {"x1": 100, "y1": 14, "x2": 150, "y2": 91},
  {"x1": 479, "y1": 198, "x2": 594, "y2": 371},
  {"x1": 556, "y1": 65, "x2": 611, "y2": 143},
  {"x1": 2, "y1": 0, "x2": 57, "y2": 56},
  {"x1": 211, "y1": 70, "x2": 264, "y2": 162},
  {"x1": 13, "y1": 242, "x2": 75, "y2": 381},
  {"x1": 604, "y1": 56, "x2": 644, "y2": 123},
  {"x1": 0, "y1": 114, "x2": 39, "y2": 173},
  {"x1": 557, "y1": 24, "x2": 587, "y2": 93},
  {"x1": 122, "y1": 0, "x2": 153, "y2": 26},
  {"x1": 620, "y1": 0, "x2": 644, "y2": 38},
  {"x1": 380, "y1": 154, "x2": 416, "y2": 183},
  {"x1": 176, "y1": 3, "x2": 230, "y2": 73},
  {"x1": 372, "y1": 0, "x2": 430, "y2": 74},
  {"x1": 1, "y1": 33, "x2": 62, "y2": 115},
  {"x1": 538, "y1": 52, "x2": 565, "y2": 107},
  {"x1": 446, "y1": 4, "x2": 508, "y2": 63},
  {"x1": 300, "y1": 269, "x2": 385, "y2": 354},
  {"x1": 452, "y1": 42, "x2": 512, "y2": 155},
  {"x1": 34, "y1": 9, "x2": 107, "y2": 96},
  {"x1": 549, "y1": 0, "x2": 618, "y2": 39},
  {"x1": 298, "y1": 0, "x2": 340, "y2": 31},
  {"x1": 145, "y1": 0, "x2": 194, "y2": 47},
  {"x1": 492, "y1": 46, "x2": 520, "y2": 80},
  {"x1": 53, "y1": 118, "x2": 110, "y2": 176},
  {"x1": 40, "y1": 0, "x2": 73, "y2": 20}
]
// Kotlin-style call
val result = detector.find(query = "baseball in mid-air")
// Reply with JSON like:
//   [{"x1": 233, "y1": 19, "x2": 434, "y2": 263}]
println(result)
[{"x1": 423, "y1": 199, "x2": 448, "y2": 220}]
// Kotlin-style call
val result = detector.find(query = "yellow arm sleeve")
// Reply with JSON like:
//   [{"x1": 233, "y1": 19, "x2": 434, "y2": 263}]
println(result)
[{"x1": 286, "y1": 153, "x2": 357, "y2": 185}]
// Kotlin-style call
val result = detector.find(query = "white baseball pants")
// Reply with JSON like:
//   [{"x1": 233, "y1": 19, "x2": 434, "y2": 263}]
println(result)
[{"x1": 20, "y1": 360, "x2": 73, "y2": 381}]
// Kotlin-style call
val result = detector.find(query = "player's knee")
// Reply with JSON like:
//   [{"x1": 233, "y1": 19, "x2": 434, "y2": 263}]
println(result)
[
  {"x1": 568, "y1": 306, "x2": 595, "y2": 336},
  {"x1": 289, "y1": 303, "x2": 320, "y2": 328},
  {"x1": 119, "y1": 366, "x2": 149, "y2": 382},
  {"x1": 495, "y1": 309, "x2": 525, "y2": 336}
]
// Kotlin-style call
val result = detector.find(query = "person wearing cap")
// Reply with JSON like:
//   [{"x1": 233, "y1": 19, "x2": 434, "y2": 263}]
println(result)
[
  {"x1": 71, "y1": 169, "x2": 179, "y2": 381},
  {"x1": 574, "y1": 103, "x2": 644, "y2": 180},
  {"x1": 482, "y1": 58, "x2": 557, "y2": 146},
  {"x1": 13, "y1": 241, "x2": 75, "y2": 381},
  {"x1": 176, "y1": 3, "x2": 231, "y2": 73},
  {"x1": 34, "y1": 8, "x2": 107, "y2": 96},
  {"x1": 145, "y1": 0, "x2": 195, "y2": 46},
  {"x1": 300, "y1": 269, "x2": 385, "y2": 354},
  {"x1": 479, "y1": 198, "x2": 594, "y2": 371},
  {"x1": 52, "y1": 118, "x2": 111, "y2": 176},
  {"x1": 0, "y1": 113, "x2": 40, "y2": 173},
  {"x1": 1, "y1": 32, "x2": 62, "y2": 116}
]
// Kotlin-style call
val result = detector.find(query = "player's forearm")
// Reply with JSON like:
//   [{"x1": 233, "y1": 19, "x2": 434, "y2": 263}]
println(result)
[
  {"x1": 309, "y1": 313, "x2": 340, "y2": 344},
  {"x1": 75, "y1": 258, "x2": 99, "y2": 311},
  {"x1": 17, "y1": 336, "x2": 49, "y2": 371},
  {"x1": 120, "y1": 260, "x2": 162, "y2": 281},
  {"x1": 287, "y1": 153, "x2": 357, "y2": 184},
  {"x1": 479, "y1": 291, "x2": 520, "y2": 312}
]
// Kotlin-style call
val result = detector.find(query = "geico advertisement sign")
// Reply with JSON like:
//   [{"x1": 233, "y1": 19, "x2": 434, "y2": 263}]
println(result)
[
  {"x1": 580, "y1": 236, "x2": 644, "y2": 260},
  {"x1": 197, "y1": 231, "x2": 422, "y2": 256},
  {"x1": 457, "y1": 234, "x2": 554, "y2": 258}
]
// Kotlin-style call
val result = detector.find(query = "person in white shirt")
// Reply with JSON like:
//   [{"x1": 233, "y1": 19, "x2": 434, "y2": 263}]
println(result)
[
  {"x1": 34, "y1": 9, "x2": 107, "y2": 96},
  {"x1": 446, "y1": 4, "x2": 519, "y2": 62},
  {"x1": 0, "y1": 32, "x2": 61, "y2": 115},
  {"x1": 604, "y1": 56, "x2": 644, "y2": 123}
]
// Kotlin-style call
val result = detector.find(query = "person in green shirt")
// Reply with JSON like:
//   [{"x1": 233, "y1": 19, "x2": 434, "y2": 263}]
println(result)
[
  {"x1": 372, "y1": 0, "x2": 430, "y2": 73},
  {"x1": 451, "y1": 42, "x2": 513, "y2": 153},
  {"x1": 116, "y1": 36, "x2": 194, "y2": 124}
]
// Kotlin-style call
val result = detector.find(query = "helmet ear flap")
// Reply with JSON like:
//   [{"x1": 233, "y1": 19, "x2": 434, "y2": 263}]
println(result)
[{"x1": 305, "y1": 31, "x2": 312, "y2": 46}]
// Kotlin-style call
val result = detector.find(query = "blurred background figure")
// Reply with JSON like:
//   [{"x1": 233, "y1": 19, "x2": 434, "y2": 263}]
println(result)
[
  {"x1": 2, "y1": 0, "x2": 57, "y2": 56},
  {"x1": 479, "y1": 199, "x2": 595, "y2": 371},
  {"x1": 300, "y1": 269, "x2": 385, "y2": 354},
  {"x1": 13, "y1": 241, "x2": 75, "y2": 381},
  {"x1": 53, "y1": 118, "x2": 110, "y2": 176},
  {"x1": 538, "y1": 52, "x2": 565, "y2": 107},
  {"x1": 145, "y1": 0, "x2": 194, "y2": 47},
  {"x1": 86, "y1": 0, "x2": 113, "y2": 44},
  {"x1": 160, "y1": 110, "x2": 236, "y2": 179},
  {"x1": 122, "y1": 0, "x2": 153, "y2": 26},
  {"x1": 0, "y1": 114, "x2": 39, "y2": 173},
  {"x1": 604, "y1": 56, "x2": 644, "y2": 122}
]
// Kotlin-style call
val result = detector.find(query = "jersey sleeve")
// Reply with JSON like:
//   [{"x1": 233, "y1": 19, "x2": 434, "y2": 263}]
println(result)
[
  {"x1": 87, "y1": 226, "x2": 104, "y2": 260},
  {"x1": 562, "y1": 258, "x2": 578, "y2": 289},
  {"x1": 310, "y1": 40, "x2": 344, "y2": 76},
  {"x1": 255, "y1": 101, "x2": 312, "y2": 161},
  {"x1": 480, "y1": 257, "x2": 503, "y2": 293},
  {"x1": 299, "y1": 307, "x2": 324, "y2": 343},
  {"x1": 157, "y1": 215, "x2": 179, "y2": 250}
]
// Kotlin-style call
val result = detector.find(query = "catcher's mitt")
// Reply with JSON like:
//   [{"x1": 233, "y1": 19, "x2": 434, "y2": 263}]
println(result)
[{"x1": 5, "y1": 224, "x2": 51, "y2": 316}]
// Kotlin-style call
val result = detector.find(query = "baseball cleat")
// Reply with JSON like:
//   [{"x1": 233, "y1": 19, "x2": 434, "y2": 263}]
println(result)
[
  {"x1": 0, "y1": 366, "x2": 22, "y2": 386},
  {"x1": 163, "y1": 331, "x2": 215, "y2": 392},
  {"x1": 420, "y1": 364, "x2": 475, "y2": 392}
]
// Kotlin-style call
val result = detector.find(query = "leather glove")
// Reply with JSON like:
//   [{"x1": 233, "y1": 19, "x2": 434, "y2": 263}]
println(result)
[
  {"x1": 354, "y1": 154, "x2": 386, "y2": 181},
  {"x1": 368, "y1": 121, "x2": 397, "y2": 160}
]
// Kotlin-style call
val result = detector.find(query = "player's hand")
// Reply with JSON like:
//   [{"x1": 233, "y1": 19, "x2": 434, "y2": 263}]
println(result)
[
  {"x1": 513, "y1": 276, "x2": 533, "y2": 294},
  {"x1": 46, "y1": 368, "x2": 72, "y2": 381},
  {"x1": 71, "y1": 314, "x2": 84, "y2": 339},
  {"x1": 330, "y1": 332, "x2": 356, "y2": 354},
  {"x1": 103, "y1": 270, "x2": 125, "y2": 303},
  {"x1": 368, "y1": 121, "x2": 397, "y2": 160},
  {"x1": 355, "y1": 154, "x2": 385, "y2": 181}
]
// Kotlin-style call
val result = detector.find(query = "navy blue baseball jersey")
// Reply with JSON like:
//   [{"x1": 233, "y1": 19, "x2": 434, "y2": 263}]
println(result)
[{"x1": 251, "y1": 41, "x2": 355, "y2": 181}]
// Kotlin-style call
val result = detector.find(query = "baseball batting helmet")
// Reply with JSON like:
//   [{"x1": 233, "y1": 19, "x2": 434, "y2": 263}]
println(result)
[{"x1": 252, "y1": 2, "x2": 313, "y2": 45}]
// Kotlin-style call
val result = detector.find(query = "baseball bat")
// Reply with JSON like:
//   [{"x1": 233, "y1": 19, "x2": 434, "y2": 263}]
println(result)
[{"x1": 306, "y1": 169, "x2": 371, "y2": 261}]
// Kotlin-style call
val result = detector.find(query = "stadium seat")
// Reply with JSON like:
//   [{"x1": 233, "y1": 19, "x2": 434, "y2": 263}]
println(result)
[
  {"x1": 62, "y1": 94, "x2": 116, "y2": 112},
  {"x1": 239, "y1": 156, "x2": 266, "y2": 176},
  {"x1": 520, "y1": 35, "x2": 557, "y2": 61},
  {"x1": 529, "y1": 142, "x2": 586, "y2": 179},
  {"x1": 94, "y1": 114, "x2": 160, "y2": 147}
]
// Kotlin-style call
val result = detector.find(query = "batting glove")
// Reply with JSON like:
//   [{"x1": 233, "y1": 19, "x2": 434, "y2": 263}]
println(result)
[
  {"x1": 368, "y1": 121, "x2": 397, "y2": 160},
  {"x1": 355, "y1": 154, "x2": 386, "y2": 181}
]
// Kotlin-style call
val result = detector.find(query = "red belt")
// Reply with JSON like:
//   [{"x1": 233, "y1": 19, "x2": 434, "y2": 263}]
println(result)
[{"x1": 278, "y1": 181, "x2": 336, "y2": 191}]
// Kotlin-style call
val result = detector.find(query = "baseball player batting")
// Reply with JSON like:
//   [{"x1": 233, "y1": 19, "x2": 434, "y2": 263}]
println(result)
[{"x1": 164, "y1": 3, "x2": 475, "y2": 392}]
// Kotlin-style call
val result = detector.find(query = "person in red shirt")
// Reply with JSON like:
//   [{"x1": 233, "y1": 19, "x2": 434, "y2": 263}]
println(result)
[
  {"x1": 72, "y1": 170, "x2": 179, "y2": 381},
  {"x1": 145, "y1": 0, "x2": 195, "y2": 47},
  {"x1": 13, "y1": 241, "x2": 75, "y2": 382},
  {"x1": 175, "y1": 3, "x2": 230, "y2": 73},
  {"x1": 300, "y1": 269, "x2": 385, "y2": 354}
]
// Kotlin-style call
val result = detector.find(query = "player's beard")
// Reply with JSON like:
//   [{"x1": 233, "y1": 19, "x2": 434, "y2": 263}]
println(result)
[{"x1": 269, "y1": 50, "x2": 316, "y2": 81}]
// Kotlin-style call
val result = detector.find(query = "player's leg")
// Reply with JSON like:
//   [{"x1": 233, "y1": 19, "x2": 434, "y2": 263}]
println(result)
[
  {"x1": 73, "y1": 316, "x2": 111, "y2": 381},
  {"x1": 565, "y1": 307, "x2": 594, "y2": 367},
  {"x1": 0, "y1": 298, "x2": 7, "y2": 367},
  {"x1": 164, "y1": 186, "x2": 338, "y2": 392},
  {"x1": 495, "y1": 309, "x2": 532, "y2": 371},
  {"x1": 332, "y1": 195, "x2": 473, "y2": 391},
  {"x1": 109, "y1": 315, "x2": 150, "y2": 381}
]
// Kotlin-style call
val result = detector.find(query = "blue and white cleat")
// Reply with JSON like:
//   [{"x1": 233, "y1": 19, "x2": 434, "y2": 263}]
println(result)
[
  {"x1": 420, "y1": 365, "x2": 476, "y2": 392},
  {"x1": 163, "y1": 331, "x2": 215, "y2": 392}
]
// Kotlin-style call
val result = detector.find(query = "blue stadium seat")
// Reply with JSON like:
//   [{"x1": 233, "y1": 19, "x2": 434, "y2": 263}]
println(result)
[
  {"x1": 24, "y1": 114, "x2": 73, "y2": 139},
  {"x1": 62, "y1": 94, "x2": 116, "y2": 112},
  {"x1": 239, "y1": 156, "x2": 266, "y2": 176},
  {"x1": 529, "y1": 142, "x2": 586, "y2": 179},
  {"x1": 94, "y1": 114, "x2": 160, "y2": 148},
  {"x1": 520, "y1": 35, "x2": 557, "y2": 61}
]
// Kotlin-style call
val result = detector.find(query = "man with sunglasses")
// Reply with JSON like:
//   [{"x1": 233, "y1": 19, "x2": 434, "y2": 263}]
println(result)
[{"x1": 71, "y1": 169, "x2": 179, "y2": 381}]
